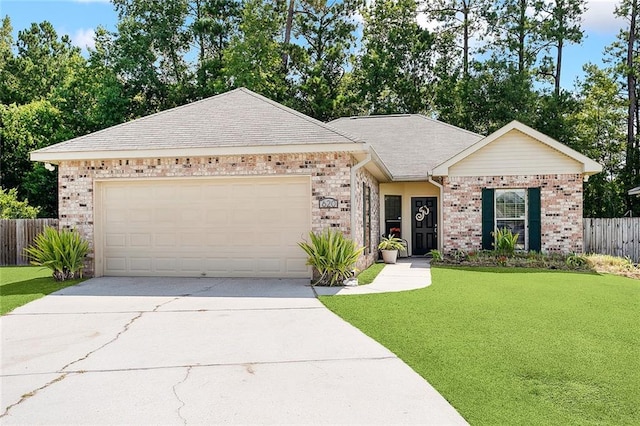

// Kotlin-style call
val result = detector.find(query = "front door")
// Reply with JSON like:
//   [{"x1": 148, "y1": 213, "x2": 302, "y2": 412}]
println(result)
[{"x1": 411, "y1": 197, "x2": 437, "y2": 255}]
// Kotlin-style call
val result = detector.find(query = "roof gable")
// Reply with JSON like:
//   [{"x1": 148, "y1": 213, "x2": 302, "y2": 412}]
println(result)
[
  {"x1": 32, "y1": 88, "x2": 364, "y2": 161},
  {"x1": 432, "y1": 121, "x2": 603, "y2": 176}
]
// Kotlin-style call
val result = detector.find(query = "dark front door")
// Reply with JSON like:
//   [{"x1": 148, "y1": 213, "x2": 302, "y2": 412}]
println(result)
[{"x1": 412, "y1": 197, "x2": 437, "y2": 255}]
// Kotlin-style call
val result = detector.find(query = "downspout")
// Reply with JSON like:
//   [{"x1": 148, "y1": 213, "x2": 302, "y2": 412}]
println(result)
[
  {"x1": 350, "y1": 152, "x2": 372, "y2": 240},
  {"x1": 428, "y1": 176, "x2": 444, "y2": 252}
]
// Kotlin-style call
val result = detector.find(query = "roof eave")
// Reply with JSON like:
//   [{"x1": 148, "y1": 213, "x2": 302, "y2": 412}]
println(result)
[{"x1": 31, "y1": 142, "x2": 368, "y2": 164}]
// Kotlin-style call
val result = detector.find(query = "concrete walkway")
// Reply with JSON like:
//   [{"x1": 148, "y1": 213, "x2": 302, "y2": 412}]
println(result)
[
  {"x1": 1, "y1": 276, "x2": 466, "y2": 425},
  {"x1": 315, "y1": 257, "x2": 431, "y2": 296}
]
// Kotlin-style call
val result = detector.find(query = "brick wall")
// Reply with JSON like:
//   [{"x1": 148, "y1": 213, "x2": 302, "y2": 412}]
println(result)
[
  {"x1": 353, "y1": 167, "x2": 380, "y2": 271},
  {"x1": 442, "y1": 174, "x2": 583, "y2": 253},
  {"x1": 58, "y1": 152, "x2": 360, "y2": 275}
]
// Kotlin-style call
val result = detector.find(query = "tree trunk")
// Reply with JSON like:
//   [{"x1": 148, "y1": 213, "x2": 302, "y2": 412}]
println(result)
[
  {"x1": 462, "y1": 1, "x2": 469, "y2": 78},
  {"x1": 625, "y1": 0, "x2": 638, "y2": 211},
  {"x1": 555, "y1": 38, "x2": 563, "y2": 97},
  {"x1": 282, "y1": 0, "x2": 295, "y2": 70}
]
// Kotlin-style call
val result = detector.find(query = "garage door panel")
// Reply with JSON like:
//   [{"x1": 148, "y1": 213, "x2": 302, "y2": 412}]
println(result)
[
  {"x1": 99, "y1": 177, "x2": 311, "y2": 278},
  {"x1": 105, "y1": 257, "x2": 126, "y2": 273},
  {"x1": 129, "y1": 257, "x2": 152, "y2": 272}
]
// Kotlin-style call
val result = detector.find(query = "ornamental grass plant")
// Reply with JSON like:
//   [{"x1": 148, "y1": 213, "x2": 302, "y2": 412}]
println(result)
[{"x1": 24, "y1": 227, "x2": 89, "y2": 281}]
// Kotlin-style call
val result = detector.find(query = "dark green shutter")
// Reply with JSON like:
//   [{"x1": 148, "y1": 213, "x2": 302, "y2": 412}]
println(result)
[
  {"x1": 528, "y1": 187, "x2": 541, "y2": 252},
  {"x1": 481, "y1": 188, "x2": 495, "y2": 250}
]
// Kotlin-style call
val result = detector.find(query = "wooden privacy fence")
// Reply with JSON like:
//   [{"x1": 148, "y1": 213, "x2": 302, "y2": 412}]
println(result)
[
  {"x1": 583, "y1": 218, "x2": 640, "y2": 262},
  {"x1": 0, "y1": 219, "x2": 58, "y2": 266}
]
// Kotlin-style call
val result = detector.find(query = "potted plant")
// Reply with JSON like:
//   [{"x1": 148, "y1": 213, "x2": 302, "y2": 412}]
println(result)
[{"x1": 378, "y1": 234, "x2": 404, "y2": 264}]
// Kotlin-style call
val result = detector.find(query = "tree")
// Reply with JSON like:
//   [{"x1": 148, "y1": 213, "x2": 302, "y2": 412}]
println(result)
[
  {"x1": 223, "y1": 0, "x2": 289, "y2": 101},
  {"x1": 1, "y1": 21, "x2": 84, "y2": 105},
  {"x1": 538, "y1": 0, "x2": 587, "y2": 96},
  {"x1": 0, "y1": 101, "x2": 68, "y2": 216},
  {"x1": 355, "y1": 0, "x2": 435, "y2": 114},
  {"x1": 421, "y1": 0, "x2": 493, "y2": 79},
  {"x1": 489, "y1": 0, "x2": 545, "y2": 75},
  {"x1": 289, "y1": 0, "x2": 358, "y2": 120},
  {"x1": 189, "y1": 0, "x2": 242, "y2": 95},
  {"x1": 573, "y1": 64, "x2": 627, "y2": 217},
  {"x1": 0, "y1": 188, "x2": 40, "y2": 219}
]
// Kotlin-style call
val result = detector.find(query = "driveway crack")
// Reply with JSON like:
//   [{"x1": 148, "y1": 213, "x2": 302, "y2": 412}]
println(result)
[
  {"x1": 1, "y1": 297, "x2": 180, "y2": 418},
  {"x1": 172, "y1": 366, "x2": 193, "y2": 425},
  {"x1": 0, "y1": 373, "x2": 68, "y2": 418}
]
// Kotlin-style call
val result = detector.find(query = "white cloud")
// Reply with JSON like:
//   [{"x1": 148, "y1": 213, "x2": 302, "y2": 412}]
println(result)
[
  {"x1": 71, "y1": 28, "x2": 96, "y2": 50},
  {"x1": 583, "y1": 0, "x2": 624, "y2": 34}
]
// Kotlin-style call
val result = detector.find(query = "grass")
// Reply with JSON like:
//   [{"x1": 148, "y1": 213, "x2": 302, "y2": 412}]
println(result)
[
  {"x1": 320, "y1": 267, "x2": 640, "y2": 425},
  {"x1": 357, "y1": 262, "x2": 385, "y2": 285},
  {"x1": 0, "y1": 266, "x2": 84, "y2": 315}
]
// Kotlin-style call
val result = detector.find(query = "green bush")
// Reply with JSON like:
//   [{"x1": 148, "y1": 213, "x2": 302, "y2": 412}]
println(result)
[
  {"x1": 24, "y1": 227, "x2": 89, "y2": 281},
  {"x1": 493, "y1": 227, "x2": 519, "y2": 255},
  {"x1": 0, "y1": 187, "x2": 40, "y2": 218},
  {"x1": 566, "y1": 253, "x2": 588, "y2": 269},
  {"x1": 378, "y1": 234, "x2": 405, "y2": 251},
  {"x1": 429, "y1": 249, "x2": 443, "y2": 261},
  {"x1": 298, "y1": 229, "x2": 364, "y2": 286}
]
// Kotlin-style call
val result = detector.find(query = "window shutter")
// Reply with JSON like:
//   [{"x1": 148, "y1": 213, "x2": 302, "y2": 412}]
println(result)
[
  {"x1": 528, "y1": 187, "x2": 541, "y2": 252},
  {"x1": 481, "y1": 188, "x2": 495, "y2": 250}
]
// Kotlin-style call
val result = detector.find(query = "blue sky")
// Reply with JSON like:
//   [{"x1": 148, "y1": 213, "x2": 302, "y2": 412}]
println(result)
[{"x1": 0, "y1": 0, "x2": 627, "y2": 90}]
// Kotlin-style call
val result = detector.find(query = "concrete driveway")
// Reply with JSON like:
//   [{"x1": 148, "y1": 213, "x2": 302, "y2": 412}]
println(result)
[{"x1": 1, "y1": 277, "x2": 467, "y2": 425}]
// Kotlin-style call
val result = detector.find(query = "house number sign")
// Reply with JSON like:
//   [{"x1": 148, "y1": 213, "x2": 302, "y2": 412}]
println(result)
[
  {"x1": 319, "y1": 197, "x2": 338, "y2": 209},
  {"x1": 415, "y1": 206, "x2": 430, "y2": 221}
]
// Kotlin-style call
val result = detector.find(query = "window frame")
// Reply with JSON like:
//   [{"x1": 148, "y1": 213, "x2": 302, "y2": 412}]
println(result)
[{"x1": 494, "y1": 188, "x2": 528, "y2": 250}]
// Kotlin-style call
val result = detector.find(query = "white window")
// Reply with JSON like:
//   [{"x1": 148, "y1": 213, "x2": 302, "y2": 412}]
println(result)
[{"x1": 495, "y1": 189, "x2": 527, "y2": 249}]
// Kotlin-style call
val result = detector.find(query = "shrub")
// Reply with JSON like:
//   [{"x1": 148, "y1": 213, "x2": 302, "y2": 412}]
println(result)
[
  {"x1": 566, "y1": 253, "x2": 588, "y2": 269},
  {"x1": 298, "y1": 229, "x2": 364, "y2": 286},
  {"x1": 493, "y1": 227, "x2": 519, "y2": 255},
  {"x1": 429, "y1": 249, "x2": 443, "y2": 261},
  {"x1": 0, "y1": 187, "x2": 40, "y2": 219},
  {"x1": 378, "y1": 234, "x2": 405, "y2": 251},
  {"x1": 24, "y1": 227, "x2": 89, "y2": 281}
]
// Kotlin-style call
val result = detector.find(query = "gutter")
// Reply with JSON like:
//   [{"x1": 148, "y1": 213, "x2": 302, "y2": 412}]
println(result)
[
  {"x1": 428, "y1": 175, "x2": 444, "y2": 252},
  {"x1": 350, "y1": 152, "x2": 372, "y2": 241}
]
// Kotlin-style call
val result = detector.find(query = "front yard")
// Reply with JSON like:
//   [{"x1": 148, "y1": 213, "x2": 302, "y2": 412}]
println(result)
[
  {"x1": 0, "y1": 266, "x2": 83, "y2": 315},
  {"x1": 320, "y1": 267, "x2": 640, "y2": 425}
]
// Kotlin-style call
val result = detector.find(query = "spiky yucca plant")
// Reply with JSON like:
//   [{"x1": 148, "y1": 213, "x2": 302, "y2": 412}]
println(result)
[
  {"x1": 298, "y1": 229, "x2": 364, "y2": 286},
  {"x1": 24, "y1": 227, "x2": 89, "y2": 281}
]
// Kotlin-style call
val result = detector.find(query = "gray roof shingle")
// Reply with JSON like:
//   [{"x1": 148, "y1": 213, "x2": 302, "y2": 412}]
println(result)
[
  {"x1": 329, "y1": 114, "x2": 483, "y2": 179},
  {"x1": 35, "y1": 88, "x2": 363, "y2": 154}
]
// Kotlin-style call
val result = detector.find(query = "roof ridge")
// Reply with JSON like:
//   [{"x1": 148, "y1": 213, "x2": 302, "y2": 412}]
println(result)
[
  {"x1": 330, "y1": 114, "x2": 485, "y2": 139},
  {"x1": 411, "y1": 114, "x2": 484, "y2": 138},
  {"x1": 237, "y1": 88, "x2": 364, "y2": 144}
]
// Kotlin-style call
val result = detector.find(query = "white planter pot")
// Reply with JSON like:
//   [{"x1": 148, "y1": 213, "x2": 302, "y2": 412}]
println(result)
[{"x1": 381, "y1": 249, "x2": 398, "y2": 264}]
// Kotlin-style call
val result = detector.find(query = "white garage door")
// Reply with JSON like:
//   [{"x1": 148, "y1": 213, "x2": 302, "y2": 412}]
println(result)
[{"x1": 96, "y1": 176, "x2": 311, "y2": 278}]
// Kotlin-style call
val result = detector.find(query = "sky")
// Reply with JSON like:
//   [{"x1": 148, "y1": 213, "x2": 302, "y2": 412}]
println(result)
[{"x1": 0, "y1": 0, "x2": 628, "y2": 90}]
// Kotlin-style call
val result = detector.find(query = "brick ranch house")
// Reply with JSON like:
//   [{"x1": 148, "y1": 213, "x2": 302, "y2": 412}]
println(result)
[{"x1": 31, "y1": 88, "x2": 602, "y2": 278}]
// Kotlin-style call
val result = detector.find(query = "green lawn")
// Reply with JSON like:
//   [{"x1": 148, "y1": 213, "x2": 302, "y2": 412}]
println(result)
[
  {"x1": 320, "y1": 267, "x2": 640, "y2": 425},
  {"x1": 357, "y1": 262, "x2": 385, "y2": 285},
  {"x1": 0, "y1": 266, "x2": 84, "y2": 315}
]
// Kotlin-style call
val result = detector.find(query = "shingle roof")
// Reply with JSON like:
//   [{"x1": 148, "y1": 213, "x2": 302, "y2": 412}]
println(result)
[
  {"x1": 329, "y1": 115, "x2": 483, "y2": 179},
  {"x1": 34, "y1": 88, "x2": 363, "y2": 154}
]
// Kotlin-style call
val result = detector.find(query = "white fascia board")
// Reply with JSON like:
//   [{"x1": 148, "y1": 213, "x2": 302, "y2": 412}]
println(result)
[{"x1": 31, "y1": 143, "x2": 369, "y2": 163}]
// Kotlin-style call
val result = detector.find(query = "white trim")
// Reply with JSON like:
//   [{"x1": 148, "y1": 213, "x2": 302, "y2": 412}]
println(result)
[
  {"x1": 31, "y1": 143, "x2": 370, "y2": 163},
  {"x1": 428, "y1": 177, "x2": 444, "y2": 252},
  {"x1": 494, "y1": 188, "x2": 528, "y2": 250},
  {"x1": 432, "y1": 120, "x2": 603, "y2": 176}
]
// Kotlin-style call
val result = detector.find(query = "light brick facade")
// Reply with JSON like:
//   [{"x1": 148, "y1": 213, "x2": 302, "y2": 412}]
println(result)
[
  {"x1": 442, "y1": 174, "x2": 583, "y2": 253},
  {"x1": 58, "y1": 152, "x2": 379, "y2": 276},
  {"x1": 353, "y1": 167, "x2": 381, "y2": 271}
]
